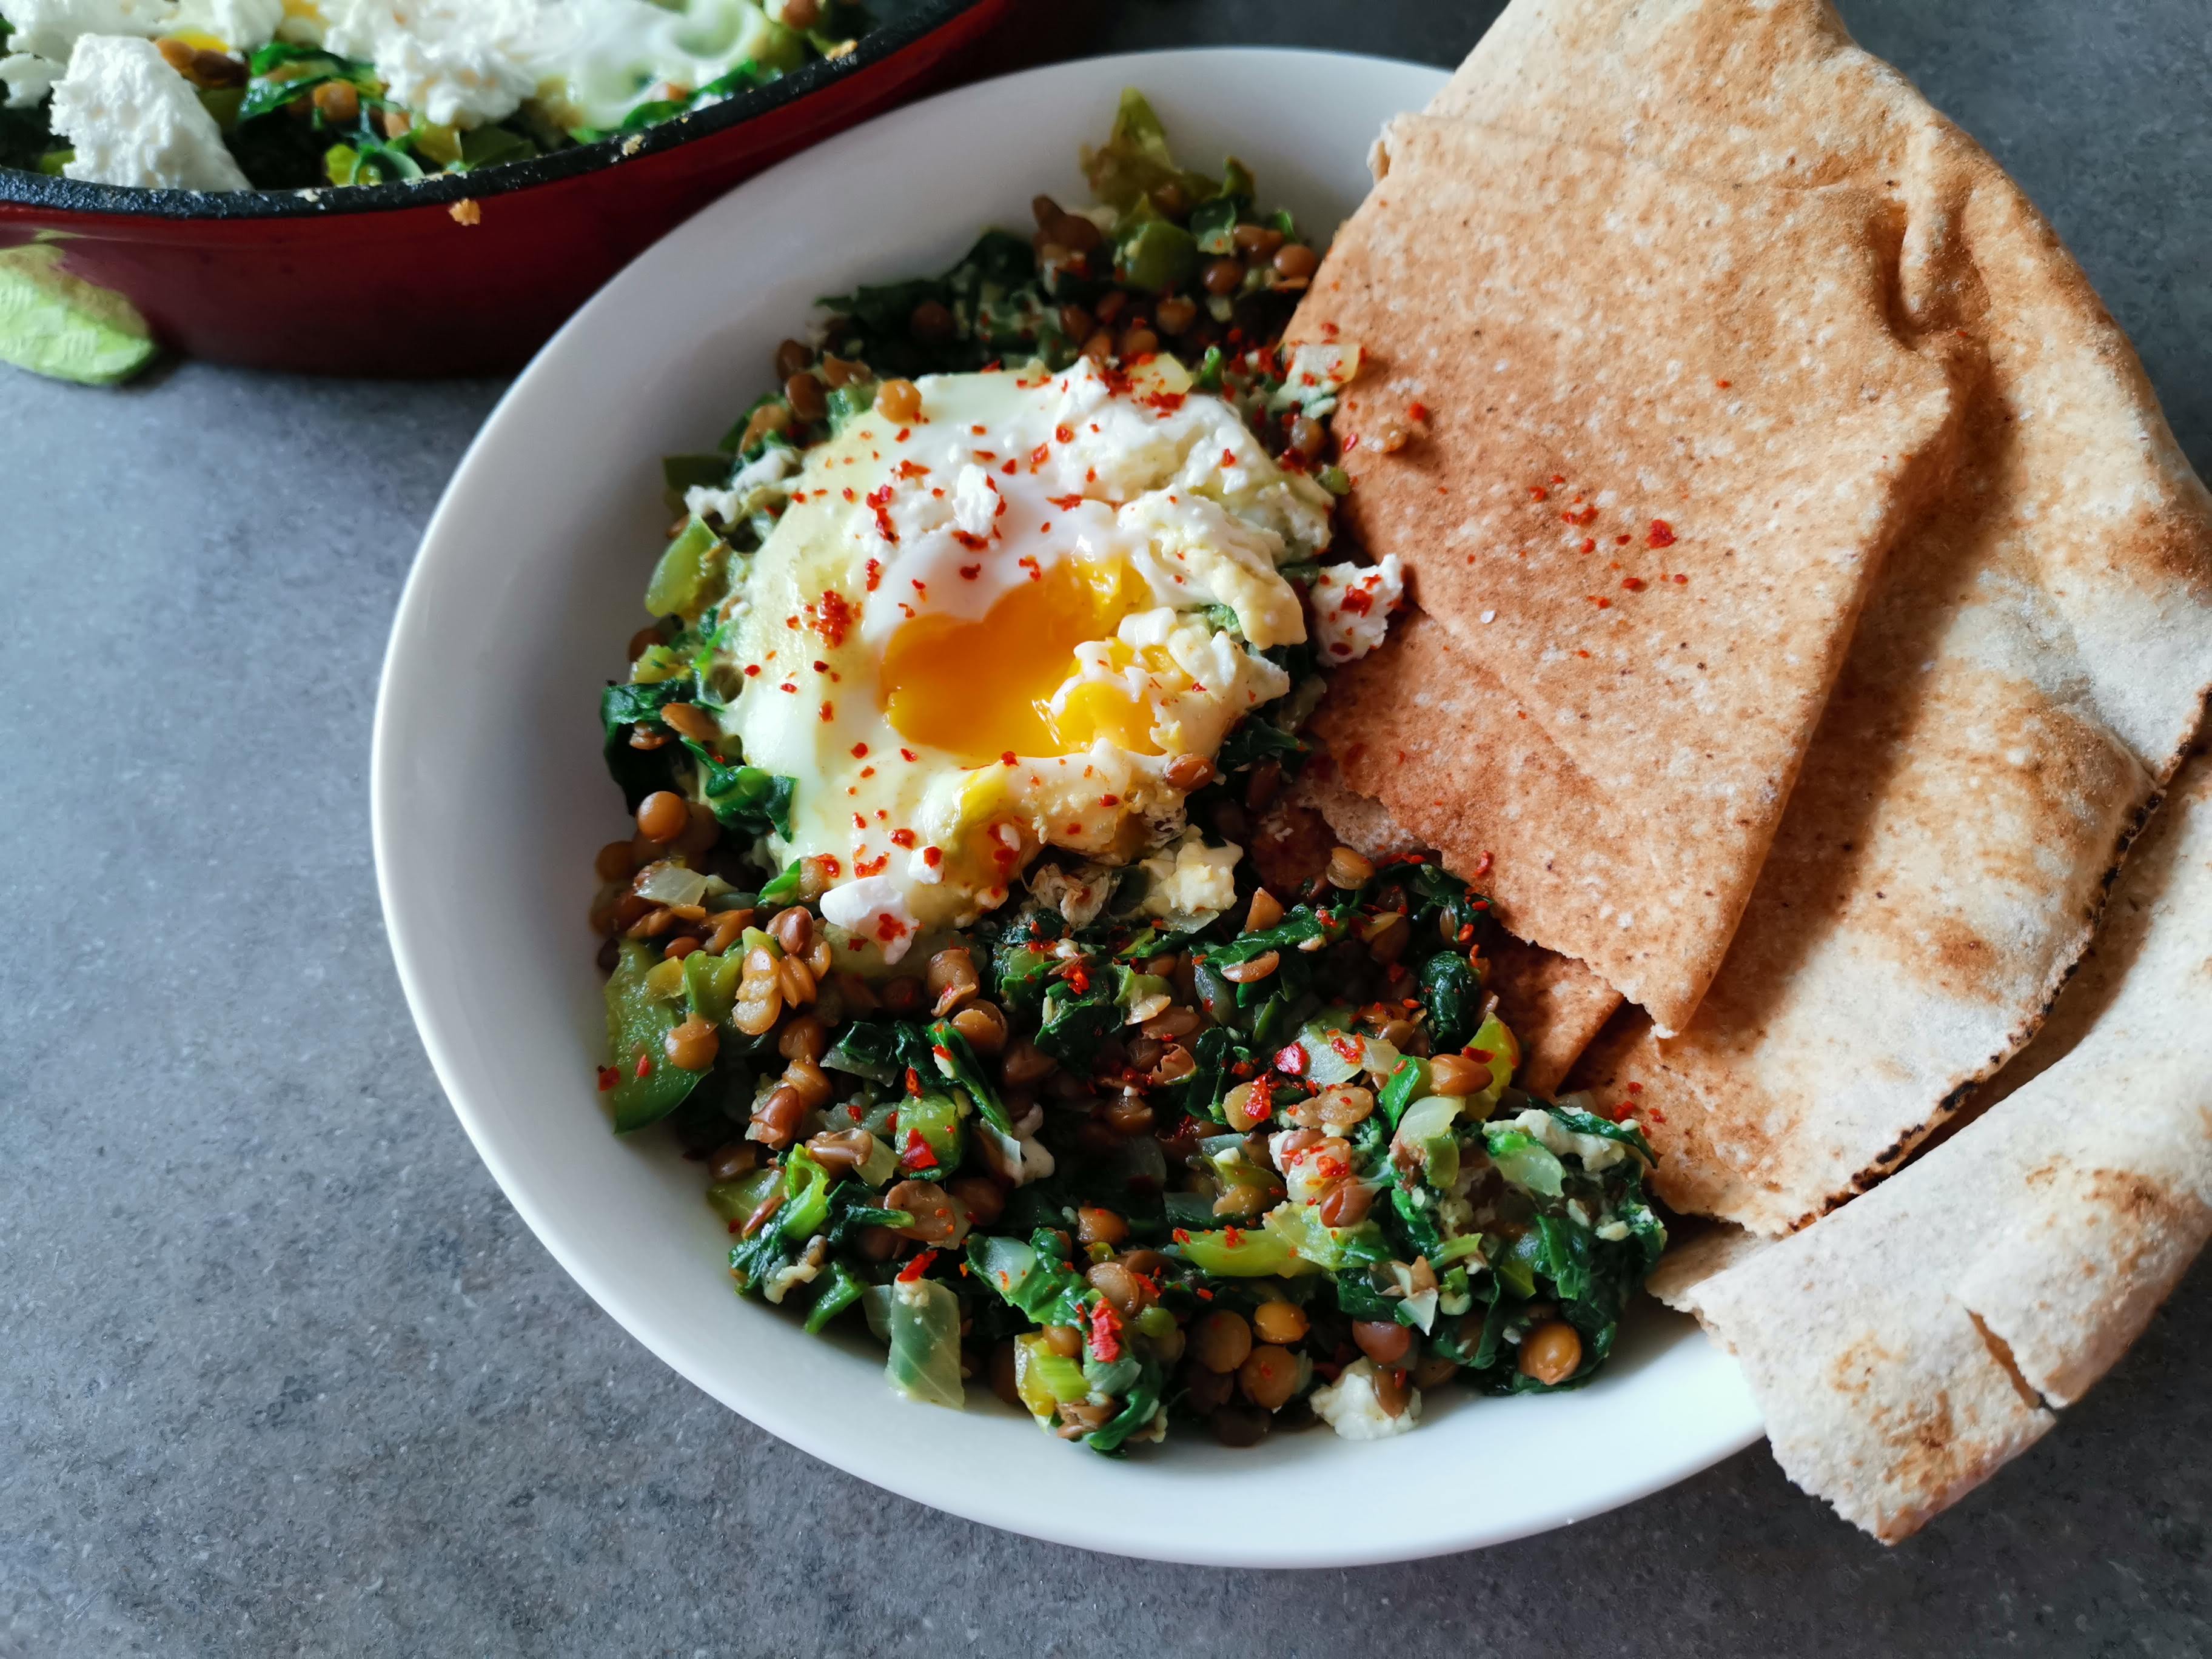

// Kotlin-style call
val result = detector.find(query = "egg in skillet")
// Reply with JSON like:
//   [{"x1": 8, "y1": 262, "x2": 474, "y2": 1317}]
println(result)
[{"x1": 705, "y1": 355, "x2": 1344, "y2": 964}]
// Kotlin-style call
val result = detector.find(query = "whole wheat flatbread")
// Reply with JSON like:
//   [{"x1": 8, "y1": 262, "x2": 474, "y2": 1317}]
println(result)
[
  {"x1": 1667, "y1": 751, "x2": 2212, "y2": 1542},
  {"x1": 1289, "y1": 118, "x2": 1962, "y2": 1035},
  {"x1": 1330, "y1": 0, "x2": 2212, "y2": 1233}
]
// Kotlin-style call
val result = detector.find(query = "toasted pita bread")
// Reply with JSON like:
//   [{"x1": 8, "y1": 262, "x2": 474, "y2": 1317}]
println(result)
[
  {"x1": 1330, "y1": 0, "x2": 2212, "y2": 1233},
  {"x1": 1667, "y1": 751, "x2": 2212, "y2": 1541},
  {"x1": 1290, "y1": 118, "x2": 1961, "y2": 1035}
]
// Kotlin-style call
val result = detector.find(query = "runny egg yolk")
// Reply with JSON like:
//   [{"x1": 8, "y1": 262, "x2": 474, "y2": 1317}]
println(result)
[{"x1": 877, "y1": 557, "x2": 1159, "y2": 765}]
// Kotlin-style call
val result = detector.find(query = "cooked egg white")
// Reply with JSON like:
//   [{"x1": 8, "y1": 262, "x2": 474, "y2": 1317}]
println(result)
[{"x1": 711, "y1": 357, "x2": 1338, "y2": 963}]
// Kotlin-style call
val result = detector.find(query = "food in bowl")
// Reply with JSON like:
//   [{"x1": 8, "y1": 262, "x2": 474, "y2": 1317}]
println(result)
[
  {"x1": 0, "y1": 0, "x2": 870, "y2": 191},
  {"x1": 585, "y1": 93, "x2": 1669, "y2": 1453}
]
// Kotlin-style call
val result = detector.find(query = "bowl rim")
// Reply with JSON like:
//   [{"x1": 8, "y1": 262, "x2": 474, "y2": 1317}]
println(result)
[
  {"x1": 0, "y1": 0, "x2": 993, "y2": 223},
  {"x1": 370, "y1": 44, "x2": 1767, "y2": 1564}
]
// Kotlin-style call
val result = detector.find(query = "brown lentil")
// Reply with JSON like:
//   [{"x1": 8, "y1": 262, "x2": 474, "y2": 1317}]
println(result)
[
  {"x1": 785, "y1": 372, "x2": 827, "y2": 423},
  {"x1": 1426, "y1": 1053, "x2": 1488, "y2": 1098},
  {"x1": 1317, "y1": 1180, "x2": 1375, "y2": 1228},
  {"x1": 662, "y1": 936, "x2": 700, "y2": 962},
  {"x1": 1518, "y1": 1321, "x2": 1583, "y2": 1386},
  {"x1": 949, "y1": 1000, "x2": 1008, "y2": 1054},
  {"x1": 909, "y1": 300, "x2": 956, "y2": 343},
  {"x1": 1370, "y1": 1364, "x2": 1412, "y2": 1419},
  {"x1": 1221, "y1": 1082, "x2": 1272, "y2": 1133},
  {"x1": 1317, "y1": 1085, "x2": 1376, "y2": 1129},
  {"x1": 879, "y1": 976, "x2": 923, "y2": 1015},
  {"x1": 1051, "y1": 212, "x2": 1103, "y2": 255},
  {"x1": 1042, "y1": 1323, "x2": 1084, "y2": 1359},
  {"x1": 820, "y1": 354, "x2": 864, "y2": 387},
  {"x1": 1163, "y1": 751, "x2": 1213, "y2": 791},
  {"x1": 1251, "y1": 1301, "x2": 1309, "y2": 1345},
  {"x1": 1140, "y1": 1005, "x2": 1202, "y2": 1042},
  {"x1": 1244, "y1": 888, "x2": 1285, "y2": 933},
  {"x1": 594, "y1": 840, "x2": 635, "y2": 882},
  {"x1": 777, "y1": 1013, "x2": 828, "y2": 1065},
  {"x1": 156, "y1": 37, "x2": 197, "y2": 73},
  {"x1": 1327, "y1": 846, "x2": 1376, "y2": 888},
  {"x1": 1201, "y1": 256, "x2": 1245, "y2": 297},
  {"x1": 1154, "y1": 295, "x2": 1198, "y2": 335},
  {"x1": 1287, "y1": 415, "x2": 1326, "y2": 459},
  {"x1": 775, "y1": 953, "x2": 817, "y2": 1007},
  {"x1": 804, "y1": 1128, "x2": 875, "y2": 1173},
  {"x1": 1119, "y1": 327, "x2": 1159, "y2": 359},
  {"x1": 1191, "y1": 1310, "x2": 1254, "y2": 1375},
  {"x1": 925, "y1": 946, "x2": 980, "y2": 1015},
  {"x1": 748, "y1": 1085, "x2": 805, "y2": 1148},
  {"x1": 635, "y1": 791, "x2": 689, "y2": 843},
  {"x1": 1000, "y1": 1036, "x2": 1054, "y2": 1086},
  {"x1": 706, "y1": 1141, "x2": 757, "y2": 1181},
  {"x1": 768, "y1": 905, "x2": 813, "y2": 956},
  {"x1": 1104, "y1": 1094, "x2": 1156, "y2": 1136},
  {"x1": 1238, "y1": 1345, "x2": 1299, "y2": 1411},
  {"x1": 733, "y1": 946, "x2": 783, "y2": 1036},
  {"x1": 946, "y1": 1174, "x2": 1005, "y2": 1228},
  {"x1": 703, "y1": 908, "x2": 751, "y2": 955},
  {"x1": 1076, "y1": 1205, "x2": 1129, "y2": 1248},
  {"x1": 1232, "y1": 223, "x2": 1285, "y2": 257},
  {"x1": 886, "y1": 1179, "x2": 965, "y2": 1245},
  {"x1": 1353, "y1": 1319, "x2": 1414, "y2": 1366},
  {"x1": 312, "y1": 79, "x2": 360, "y2": 123},
  {"x1": 875, "y1": 378, "x2": 922, "y2": 423},
  {"x1": 1411, "y1": 1351, "x2": 1460, "y2": 1390},
  {"x1": 1219, "y1": 950, "x2": 1279, "y2": 985},
  {"x1": 774, "y1": 338, "x2": 813, "y2": 379},
  {"x1": 1085, "y1": 1260, "x2": 1145, "y2": 1319},
  {"x1": 1272, "y1": 242, "x2": 1319, "y2": 281}
]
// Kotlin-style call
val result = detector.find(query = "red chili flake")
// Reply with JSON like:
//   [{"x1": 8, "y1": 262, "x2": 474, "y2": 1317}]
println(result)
[
  {"x1": 1053, "y1": 424, "x2": 1074, "y2": 445},
  {"x1": 1627, "y1": 1081, "x2": 1644, "y2": 1094},
  {"x1": 1529, "y1": 485, "x2": 1547, "y2": 501},
  {"x1": 633, "y1": 1053, "x2": 652, "y2": 1080},
  {"x1": 1407, "y1": 400, "x2": 1430, "y2": 423},
  {"x1": 851, "y1": 742, "x2": 869, "y2": 759},
  {"x1": 1647, "y1": 518, "x2": 1677, "y2": 549},
  {"x1": 1589, "y1": 596, "x2": 1612, "y2": 609},
  {"x1": 1220, "y1": 447, "x2": 1238, "y2": 469},
  {"x1": 1473, "y1": 851, "x2": 1495, "y2": 877},
  {"x1": 895, "y1": 427, "x2": 911, "y2": 441},
  {"x1": 922, "y1": 845, "x2": 942, "y2": 870},
  {"x1": 1464, "y1": 1047, "x2": 1493, "y2": 1064},
  {"x1": 1715, "y1": 378, "x2": 1732, "y2": 389},
  {"x1": 819, "y1": 701, "x2": 835, "y2": 723},
  {"x1": 1330, "y1": 1033, "x2": 1365, "y2": 1066},
  {"x1": 1672, "y1": 573, "x2": 1689, "y2": 585},
  {"x1": 1621, "y1": 576, "x2": 1646, "y2": 591},
  {"x1": 1275, "y1": 1042, "x2": 1307, "y2": 1076},
  {"x1": 864, "y1": 558, "x2": 883, "y2": 593},
  {"x1": 777, "y1": 681, "x2": 797, "y2": 693},
  {"x1": 1063, "y1": 962, "x2": 1090, "y2": 996},
  {"x1": 1028, "y1": 443, "x2": 1051, "y2": 469},
  {"x1": 859, "y1": 766, "x2": 874, "y2": 779},
  {"x1": 896, "y1": 1248, "x2": 938, "y2": 1282},
  {"x1": 743, "y1": 665, "x2": 760, "y2": 677},
  {"x1": 896, "y1": 458, "x2": 930, "y2": 479},
  {"x1": 971, "y1": 424, "x2": 987, "y2": 435},
  {"x1": 1561, "y1": 506, "x2": 1598, "y2": 526},
  {"x1": 1222, "y1": 1226, "x2": 1245, "y2": 1247},
  {"x1": 999, "y1": 751, "x2": 1017, "y2": 767},
  {"x1": 596, "y1": 1067, "x2": 620, "y2": 1092},
  {"x1": 1098, "y1": 794, "x2": 1119, "y2": 808},
  {"x1": 951, "y1": 529, "x2": 989, "y2": 552},
  {"x1": 890, "y1": 828, "x2": 916, "y2": 849},
  {"x1": 1001, "y1": 459, "x2": 1017, "y2": 475},
  {"x1": 1171, "y1": 1228, "x2": 1193, "y2": 1245},
  {"x1": 842, "y1": 487, "x2": 856, "y2": 502},
  {"x1": 1086, "y1": 1300, "x2": 1122, "y2": 1363},
  {"x1": 903, "y1": 1066, "x2": 923, "y2": 1098}
]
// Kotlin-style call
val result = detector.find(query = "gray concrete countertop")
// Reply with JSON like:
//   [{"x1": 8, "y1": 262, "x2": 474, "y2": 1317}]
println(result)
[{"x1": 5, "y1": 4, "x2": 2208, "y2": 1655}]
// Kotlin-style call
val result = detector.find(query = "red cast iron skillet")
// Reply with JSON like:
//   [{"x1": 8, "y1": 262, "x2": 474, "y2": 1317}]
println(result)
[{"x1": 0, "y1": 0, "x2": 1011, "y2": 375}]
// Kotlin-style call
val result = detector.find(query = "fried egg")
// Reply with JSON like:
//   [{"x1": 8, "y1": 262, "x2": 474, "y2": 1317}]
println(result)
[{"x1": 712, "y1": 357, "x2": 1338, "y2": 964}]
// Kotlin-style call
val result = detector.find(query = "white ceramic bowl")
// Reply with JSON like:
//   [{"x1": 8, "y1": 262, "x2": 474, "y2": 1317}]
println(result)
[{"x1": 373, "y1": 47, "x2": 1763, "y2": 1566}]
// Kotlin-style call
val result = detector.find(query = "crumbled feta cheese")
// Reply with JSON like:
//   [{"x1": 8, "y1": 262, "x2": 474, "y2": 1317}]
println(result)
[
  {"x1": 819, "y1": 873, "x2": 919, "y2": 964},
  {"x1": 1309, "y1": 1358, "x2": 1421, "y2": 1441},
  {"x1": 1138, "y1": 828, "x2": 1241, "y2": 922},
  {"x1": 982, "y1": 1122, "x2": 1056, "y2": 1187},
  {"x1": 49, "y1": 35, "x2": 249, "y2": 189},
  {"x1": 172, "y1": 0, "x2": 285, "y2": 49},
  {"x1": 1595, "y1": 1219, "x2": 1631, "y2": 1242},
  {"x1": 1310, "y1": 555, "x2": 1404, "y2": 664},
  {"x1": 1505, "y1": 1107, "x2": 1632, "y2": 1171},
  {"x1": 320, "y1": 0, "x2": 546, "y2": 129}
]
